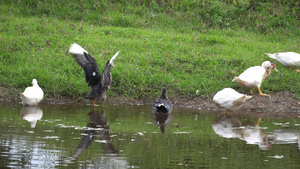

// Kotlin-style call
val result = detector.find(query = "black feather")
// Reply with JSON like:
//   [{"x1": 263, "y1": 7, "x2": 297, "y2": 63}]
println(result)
[{"x1": 82, "y1": 52, "x2": 101, "y2": 86}]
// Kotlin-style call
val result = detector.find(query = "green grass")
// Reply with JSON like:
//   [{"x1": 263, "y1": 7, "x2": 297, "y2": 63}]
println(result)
[{"x1": 0, "y1": 0, "x2": 299, "y2": 101}]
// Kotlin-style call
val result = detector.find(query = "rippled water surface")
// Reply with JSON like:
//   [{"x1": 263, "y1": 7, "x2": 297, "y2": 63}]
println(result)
[{"x1": 1, "y1": 102, "x2": 300, "y2": 168}]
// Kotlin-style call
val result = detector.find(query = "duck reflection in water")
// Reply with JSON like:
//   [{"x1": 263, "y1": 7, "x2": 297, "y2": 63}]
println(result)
[
  {"x1": 212, "y1": 115, "x2": 271, "y2": 150},
  {"x1": 67, "y1": 107, "x2": 127, "y2": 168},
  {"x1": 153, "y1": 112, "x2": 172, "y2": 134},
  {"x1": 71, "y1": 108, "x2": 117, "y2": 159},
  {"x1": 64, "y1": 107, "x2": 128, "y2": 168},
  {"x1": 211, "y1": 114, "x2": 242, "y2": 139},
  {"x1": 20, "y1": 105, "x2": 43, "y2": 128},
  {"x1": 273, "y1": 129, "x2": 300, "y2": 150},
  {"x1": 152, "y1": 88, "x2": 173, "y2": 134}
]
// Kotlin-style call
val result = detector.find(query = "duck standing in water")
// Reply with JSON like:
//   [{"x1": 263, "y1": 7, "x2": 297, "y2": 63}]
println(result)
[
  {"x1": 266, "y1": 52, "x2": 300, "y2": 72},
  {"x1": 69, "y1": 43, "x2": 119, "y2": 106},
  {"x1": 232, "y1": 61, "x2": 278, "y2": 96},
  {"x1": 153, "y1": 88, "x2": 173, "y2": 113},
  {"x1": 20, "y1": 79, "x2": 44, "y2": 106},
  {"x1": 213, "y1": 88, "x2": 252, "y2": 115}
]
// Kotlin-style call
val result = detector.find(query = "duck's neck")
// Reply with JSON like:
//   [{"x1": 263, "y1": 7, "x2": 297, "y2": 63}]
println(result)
[
  {"x1": 262, "y1": 68, "x2": 271, "y2": 82},
  {"x1": 161, "y1": 89, "x2": 167, "y2": 99},
  {"x1": 266, "y1": 68, "x2": 271, "y2": 75}
]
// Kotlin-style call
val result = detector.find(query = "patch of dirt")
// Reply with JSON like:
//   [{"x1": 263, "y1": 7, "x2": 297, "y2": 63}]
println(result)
[
  {"x1": 175, "y1": 92, "x2": 300, "y2": 111},
  {"x1": 1, "y1": 86, "x2": 299, "y2": 118},
  {"x1": 107, "y1": 92, "x2": 300, "y2": 118},
  {"x1": 170, "y1": 91, "x2": 300, "y2": 118}
]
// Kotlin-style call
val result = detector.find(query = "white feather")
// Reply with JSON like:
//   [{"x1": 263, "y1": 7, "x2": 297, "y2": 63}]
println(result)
[
  {"x1": 69, "y1": 43, "x2": 88, "y2": 54},
  {"x1": 109, "y1": 51, "x2": 119, "y2": 65}
]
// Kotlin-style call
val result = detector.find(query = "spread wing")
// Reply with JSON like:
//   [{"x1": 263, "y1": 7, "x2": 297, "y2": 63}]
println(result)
[
  {"x1": 101, "y1": 61, "x2": 112, "y2": 87},
  {"x1": 100, "y1": 51, "x2": 120, "y2": 87},
  {"x1": 69, "y1": 43, "x2": 101, "y2": 86}
]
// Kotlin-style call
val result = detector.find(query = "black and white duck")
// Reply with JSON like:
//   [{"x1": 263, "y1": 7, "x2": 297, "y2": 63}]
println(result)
[
  {"x1": 152, "y1": 88, "x2": 173, "y2": 113},
  {"x1": 69, "y1": 43, "x2": 119, "y2": 106}
]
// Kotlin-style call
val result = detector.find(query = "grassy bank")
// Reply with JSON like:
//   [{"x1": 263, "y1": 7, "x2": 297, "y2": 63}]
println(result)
[{"x1": 0, "y1": 0, "x2": 299, "y2": 101}]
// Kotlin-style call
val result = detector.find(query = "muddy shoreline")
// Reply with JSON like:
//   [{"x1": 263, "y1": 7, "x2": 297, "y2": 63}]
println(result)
[{"x1": 1, "y1": 88, "x2": 299, "y2": 118}]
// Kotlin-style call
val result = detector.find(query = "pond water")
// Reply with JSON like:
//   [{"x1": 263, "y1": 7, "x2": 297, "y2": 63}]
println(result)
[{"x1": 1, "y1": 102, "x2": 300, "y2": 168}]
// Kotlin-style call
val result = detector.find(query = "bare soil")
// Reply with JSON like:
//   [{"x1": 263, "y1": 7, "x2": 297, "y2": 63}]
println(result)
[
  {"x1": 170, "y1": 91, "x2": 300, "y2": 119},
  {"x1": 36, "y1": 92, "x2": 300, "y2": 118},
  {"x1": 1, "y1": 86, "x2": 299, "y2": 118}
]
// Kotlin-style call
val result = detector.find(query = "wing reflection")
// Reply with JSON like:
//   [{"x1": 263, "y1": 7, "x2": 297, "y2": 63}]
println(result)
[
  {"x1": 68, "y1": 108, "x2": 127, "y2": 168},
  {"x1": 153, "y1": 112, "x2": 172, "y2": 134},
  {"x1": 20, "y1": 105, "x2": 43, "y2": 128},
  {"x1": 212, "y1": 115, "x2": 271, "y2": 150}
]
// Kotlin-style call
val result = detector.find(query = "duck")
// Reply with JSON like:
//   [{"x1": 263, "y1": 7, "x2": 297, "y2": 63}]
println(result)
[
  {"x1": 153, "y1": 88, "x2": 173, "y2": 114},
  {"x1": 232, "y1": 61, "x2": 278, "y2": 96},
  {"x1": 69, "y1": 43, "x2": 119, "y2": 106},
  {"x1": 213, "y1": 88, "x2": 252, "y2": 115},
  {"x1": 266, "y1": 52, "x2": 300, "y2": 72},
  {"x1": 20, "y1": 79, "x2": 44, "y2": 106}
]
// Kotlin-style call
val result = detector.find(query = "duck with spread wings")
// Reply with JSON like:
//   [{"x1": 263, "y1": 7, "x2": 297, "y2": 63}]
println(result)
[{"x1": 69, "y1": 43, "x2": 119, "y2": 106}]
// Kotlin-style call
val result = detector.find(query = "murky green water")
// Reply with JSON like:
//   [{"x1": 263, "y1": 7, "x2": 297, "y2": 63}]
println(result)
[{"x1": 1, "y1": 102, "x2": 300, "y2": 168}]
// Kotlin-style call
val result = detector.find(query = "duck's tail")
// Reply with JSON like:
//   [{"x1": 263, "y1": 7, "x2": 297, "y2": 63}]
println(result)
[
  {"x1": 265, "y1": 53, "x2": 276, "y2": 59},
  {"x1": 233, "y1": 95, "x2": 253, "y2": 106},
  {"x1": 245, "y1": 95, "x2": 253, "y2": 100},
  {"x1": 20, "y1": 93, "x2": 28, "y2": 105},
  {"x1": 232, "y1": 76, "x2": 239, "y2": 82}
]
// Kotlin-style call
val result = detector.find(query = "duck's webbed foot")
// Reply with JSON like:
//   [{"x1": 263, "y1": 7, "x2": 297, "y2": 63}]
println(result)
[{"x1": 258, "y1": 87, "x2": 270, "y2": 96}]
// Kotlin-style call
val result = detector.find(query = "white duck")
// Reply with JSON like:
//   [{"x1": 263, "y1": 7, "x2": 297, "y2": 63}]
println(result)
[
  {"x1": 20, "y1": 79, "x2": 44, "y2": 106},
  {"x1": 232, "y1": 61, "x2": 278, "y2": 96},
  {"x1": 213, "y1": 88, "x2": 252, "y2": 115},
  {"x1": 266, "y1": 52, "x2": 300, "y2": 72}
]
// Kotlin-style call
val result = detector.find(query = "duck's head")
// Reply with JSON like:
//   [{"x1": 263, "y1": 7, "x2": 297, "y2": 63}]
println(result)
[
  {"x1": 262, "y1": 61, "x2": 278, "y2": 72},
  {"x1": 32, "y1": 79, "x2": 38, "y2": 86}
]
